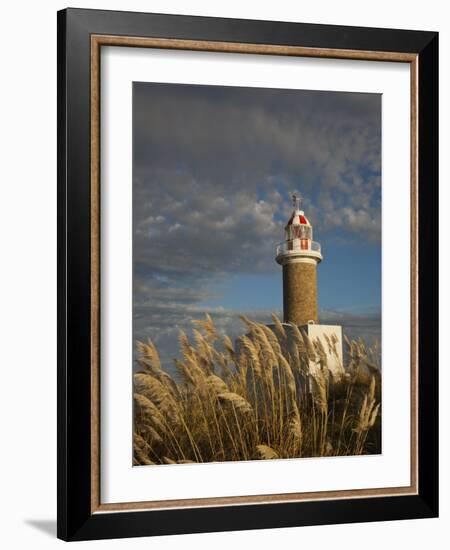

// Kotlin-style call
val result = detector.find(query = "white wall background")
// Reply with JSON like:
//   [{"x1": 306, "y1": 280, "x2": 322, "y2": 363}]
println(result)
[{"x1": 0, "y1": 1, "x2": 447, "y2": 548}]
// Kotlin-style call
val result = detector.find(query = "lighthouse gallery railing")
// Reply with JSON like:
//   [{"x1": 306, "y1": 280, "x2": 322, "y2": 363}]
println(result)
[{"x1": 276, "y1": 240, "x2": 321, "y2": 256}]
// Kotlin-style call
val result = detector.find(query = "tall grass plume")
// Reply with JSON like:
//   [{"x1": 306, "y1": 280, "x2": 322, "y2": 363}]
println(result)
[{"x1": 133, "y1": 315, "x2": 381, "y2": 465}]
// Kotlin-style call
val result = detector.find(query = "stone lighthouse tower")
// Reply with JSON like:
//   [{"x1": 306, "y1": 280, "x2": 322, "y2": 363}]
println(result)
[
  {"x1": 276, "y1": 194, "x2": 323, "y2": 325},
  {"x1": 275, "y1": 194, "x2": 345, "y2": 380}
]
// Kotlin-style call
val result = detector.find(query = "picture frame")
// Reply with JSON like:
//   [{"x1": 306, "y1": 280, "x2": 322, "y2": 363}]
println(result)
[{"x1": 57, "y1": 7, "x2": 438, "y2": 541}]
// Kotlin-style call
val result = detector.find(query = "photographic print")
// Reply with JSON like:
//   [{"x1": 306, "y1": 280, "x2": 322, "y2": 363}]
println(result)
[{"x1": 132, "y1": 82, "x2": 382, "y2": 466}]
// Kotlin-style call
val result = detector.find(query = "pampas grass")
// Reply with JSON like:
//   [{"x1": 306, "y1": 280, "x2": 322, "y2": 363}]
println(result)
[{"x1": 133, "y1": 315, "x2": 381, "y2": 465}]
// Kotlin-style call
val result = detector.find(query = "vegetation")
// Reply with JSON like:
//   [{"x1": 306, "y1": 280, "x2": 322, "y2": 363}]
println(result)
[{"x1": 133, "y1": 314, "x2": 381, "y2": 466}]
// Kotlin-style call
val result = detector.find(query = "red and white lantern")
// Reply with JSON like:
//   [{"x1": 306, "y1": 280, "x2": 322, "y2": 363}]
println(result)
[{"x1": 285, "y1": 195, "x2": 313, "y2": 251}]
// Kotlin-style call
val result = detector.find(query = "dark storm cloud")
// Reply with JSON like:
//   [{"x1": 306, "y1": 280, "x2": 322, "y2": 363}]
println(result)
[
  {"x1": 133, "y1": 84, "x2": 381, "y2": 281},
  {"x1": 133, "y1": 84, "x2": 381, "y2": 193}
]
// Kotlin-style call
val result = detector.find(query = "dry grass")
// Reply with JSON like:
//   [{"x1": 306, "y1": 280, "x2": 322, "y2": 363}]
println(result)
[{"x1": 133, "y1": 314, "x2": 381, "y2": 465}]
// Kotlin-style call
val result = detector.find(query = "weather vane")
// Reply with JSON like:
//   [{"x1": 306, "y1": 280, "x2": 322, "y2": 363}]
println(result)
[{"x1": 292, "y1": 192, "x2": 302, "y2": 210}]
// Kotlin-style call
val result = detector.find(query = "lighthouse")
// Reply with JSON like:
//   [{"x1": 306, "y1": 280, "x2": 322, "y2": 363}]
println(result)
[
  {"x1": 276, "y1": 194, "x2": 346, "y2": 380},
  {"x1": 276, "y1": 194, "x2": 322, "y2": 326}
]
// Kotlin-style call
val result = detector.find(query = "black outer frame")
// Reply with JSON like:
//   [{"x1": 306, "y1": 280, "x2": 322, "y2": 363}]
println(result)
[{"x1": 57, "y1": 8, "x2": 438, "y2": 542}]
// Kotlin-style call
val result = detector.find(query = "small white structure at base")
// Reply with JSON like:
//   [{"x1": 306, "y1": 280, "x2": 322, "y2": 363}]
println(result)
[{"x1": 302, "y1": 324, "x2": 345, "y2": 380}]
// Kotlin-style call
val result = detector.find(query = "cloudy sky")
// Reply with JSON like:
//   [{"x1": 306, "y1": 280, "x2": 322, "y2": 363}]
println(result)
[{"x1": 133, "y1": 82, "x2": 381, "y2": 370}]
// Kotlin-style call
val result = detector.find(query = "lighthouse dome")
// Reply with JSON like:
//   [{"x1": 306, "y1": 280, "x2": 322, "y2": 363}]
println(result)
[{"x1": 286, "y1": 209, "x2": 311, "y2": 228}]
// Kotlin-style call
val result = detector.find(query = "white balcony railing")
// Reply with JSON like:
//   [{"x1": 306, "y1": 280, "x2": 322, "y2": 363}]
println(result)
[{"x1": 276, "y1": 240, "x2": 321, "y2": 257}]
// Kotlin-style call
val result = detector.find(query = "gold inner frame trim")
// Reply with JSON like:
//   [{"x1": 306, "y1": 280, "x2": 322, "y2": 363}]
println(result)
[{"x1": 90, "y1": 34, "x2": 419, "y2": 514}]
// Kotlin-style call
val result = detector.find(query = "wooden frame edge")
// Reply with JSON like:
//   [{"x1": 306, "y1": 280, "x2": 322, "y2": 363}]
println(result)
[
  {"x1": 92, "y1": 34, "x2": 418, "y2": 62},
  {"x1": 89, "y1": 34, "x2": 419, "y2": 514},
  {"x1": 95, "y1": 486, "x2": 417, "y2": 513}
]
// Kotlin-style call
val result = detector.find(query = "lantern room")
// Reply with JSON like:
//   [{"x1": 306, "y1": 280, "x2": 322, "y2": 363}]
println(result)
[
  {"x1": 276, "y1": 194, "x2": 322, "y2": 263},
  {"x1": 285, "y1": 195, "x2": 313, "y2": 249}
]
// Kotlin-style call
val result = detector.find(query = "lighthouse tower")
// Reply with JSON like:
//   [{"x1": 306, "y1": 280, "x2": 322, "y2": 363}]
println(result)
[
  {"x1": 276, "y1": 194, "x2": 322, "y2": 326},
  {"x1": 275, "y1": 194, "x2": 345, "y2": 380}
]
